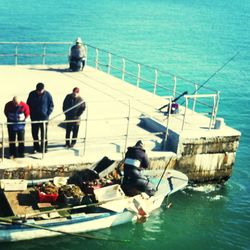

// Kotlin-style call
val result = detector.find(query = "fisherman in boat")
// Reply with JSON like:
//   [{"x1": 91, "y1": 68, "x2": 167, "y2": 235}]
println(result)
[
  {"x1": 121, "y1": 140, "x2": 155, "y2": 197},
  {"x1": 69, "y1": 37, "x2": 86, "y2": 72}
]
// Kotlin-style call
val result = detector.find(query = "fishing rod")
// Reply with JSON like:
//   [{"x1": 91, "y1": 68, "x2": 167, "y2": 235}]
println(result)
[
  {"x1": 158, "y1": 91, "x2": 188, "y2": 111},
  {"x1": 180, "y1": 51, "x2": 240, "y2": 105},
  {"x1": 155, "y1": 157, "x2": 173, "y2": 191},
  {"x1": 196, "y1": 51, "x2": 240, "y2": 93}
]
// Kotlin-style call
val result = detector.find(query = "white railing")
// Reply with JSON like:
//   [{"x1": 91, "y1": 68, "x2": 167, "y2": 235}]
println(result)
[
  {"x1": 0, "y1": 42, "x2": 218, "y2": 99},
  {"x1": 182, "y1": 93, "x2": 220, "y2": 131},
  {"x1": 0, "y1": 97, "x2": 172, "y2": 162},
  {"x1": 0, "y1": 42, "x2": 221, "y2": 161}
]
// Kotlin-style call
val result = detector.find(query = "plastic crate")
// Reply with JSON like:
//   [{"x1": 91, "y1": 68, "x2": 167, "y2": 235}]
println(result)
[
  {"x1": 0, "y1": 179, "x2": 28, "y2": 191},
  {"x1": 63, "y1": 193, "x2": 83, "y2": 205},
  {"x1": 38, "y1": 190, "x2": 59, "y2": 203},
  {"x1": 94, "y1": 184, "x2": 125, "y2": 202}
]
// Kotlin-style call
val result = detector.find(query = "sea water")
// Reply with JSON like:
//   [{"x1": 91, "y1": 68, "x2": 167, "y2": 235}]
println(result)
[{"x1": 0, "y1": 0, "x2": 249, "y2": 249}]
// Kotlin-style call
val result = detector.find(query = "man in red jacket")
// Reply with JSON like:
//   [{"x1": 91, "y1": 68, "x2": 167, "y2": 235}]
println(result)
[{"x1": 4, "y1": 96, "x2": 30, "y2": 158}]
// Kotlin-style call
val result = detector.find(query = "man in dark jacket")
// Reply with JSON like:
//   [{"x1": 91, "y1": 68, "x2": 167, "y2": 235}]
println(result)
[
  {"x1": 27, "y1": 83, "x2": 54, "y2": 153},
  {"x1": 121, "y1": 140, "x2": 155, "y2": 196},
  {"x1": 63, "y1": 87, "x2": 86, "y2": 148},
  {"x1": 4, "y1": 96, "x2": 30, "y2": 158}
]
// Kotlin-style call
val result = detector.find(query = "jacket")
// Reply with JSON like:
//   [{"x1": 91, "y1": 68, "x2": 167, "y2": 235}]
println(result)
[
  {"x1": 4, "y1": 101, "x2": 30, "y2": 131},
  {"x1": 123, "y1": 146, "x2": 149, "y2": 180},
  {"x1": 63, "y1": 94, "x2": 86, "y2": 120},
  {"x1": 27, "y1": 90, "x2": 54, "y2": 121},
  {"x1": 70, "y1": 45, "x2": 86, "y2": 59}
]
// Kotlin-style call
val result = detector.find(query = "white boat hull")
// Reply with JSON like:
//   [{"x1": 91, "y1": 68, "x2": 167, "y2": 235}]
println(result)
[{"x1": 0, "y1": 169, "x2": 187, "y2": 242}]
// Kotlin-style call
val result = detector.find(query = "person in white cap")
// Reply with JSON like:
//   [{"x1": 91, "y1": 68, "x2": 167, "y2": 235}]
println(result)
[{"x1": 69, "y1": 37, "x2": 86, "y2": 71}]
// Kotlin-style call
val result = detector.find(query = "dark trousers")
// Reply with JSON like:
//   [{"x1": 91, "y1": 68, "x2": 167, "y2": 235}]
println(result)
[
  {"x1": 7, "y1": 127, "x2": 25, "y2": 157},
  {"x1": 65, "y1": 122, "x2": 80, "y2": 146},
  {"x1": 69, "y1": 58, "x2": 85, "y2": 71},
  {"x1": 122, "y1": 165, "x2": 156, "y2": 197},
  {"x1": 31, "y1": 122, "x2": 48, "y2": 152}
]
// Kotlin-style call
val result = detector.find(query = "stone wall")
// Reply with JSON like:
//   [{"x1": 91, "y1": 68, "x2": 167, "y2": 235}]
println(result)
[{"x1": 175, "y1": 135, "x2": 241, "y2": 183}]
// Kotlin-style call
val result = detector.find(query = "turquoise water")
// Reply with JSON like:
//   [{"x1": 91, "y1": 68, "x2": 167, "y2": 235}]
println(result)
[{"x1": 0, "y1": 0, "x2": 250, "y2": 249}]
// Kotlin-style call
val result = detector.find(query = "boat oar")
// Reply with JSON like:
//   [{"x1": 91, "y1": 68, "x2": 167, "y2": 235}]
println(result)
[
  {"x1": 0, "y1": 217, "x2": 129, "y2": 242},
  {"x1": 17, "y1": 196, "x2": 126, "y2": 219}
]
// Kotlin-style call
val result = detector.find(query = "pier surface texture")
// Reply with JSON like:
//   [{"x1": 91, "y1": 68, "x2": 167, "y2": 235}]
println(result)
[{"x1": 0, "y1": 65, "x2": 241, "y2": 183}]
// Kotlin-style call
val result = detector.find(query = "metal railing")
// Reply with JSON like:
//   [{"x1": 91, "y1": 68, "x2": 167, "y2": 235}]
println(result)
[
  {"x1": 0, "y1": 42, "x2": 221, "y2": 162},
  {"x1": 0, "y1": 100, "x2": 168, "y2": 162},
  {"x1": 0, "y1": 42, "x2": 218, "y2": 97},
  {"x1": 0, "y1": 41, "x2": 220, "y2": 119}
]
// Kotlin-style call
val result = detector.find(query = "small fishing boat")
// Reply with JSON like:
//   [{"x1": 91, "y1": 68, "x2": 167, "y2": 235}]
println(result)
[{"x1": 0, "y1": 169, "x2": 188, "y2": 242}]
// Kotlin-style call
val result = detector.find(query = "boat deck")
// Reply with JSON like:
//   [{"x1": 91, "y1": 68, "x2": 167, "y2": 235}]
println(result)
[{"x1": 0, "y1": 65, "x2": 240, "y2": 172}]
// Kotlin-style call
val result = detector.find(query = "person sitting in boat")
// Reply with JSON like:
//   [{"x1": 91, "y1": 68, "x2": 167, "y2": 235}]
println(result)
[
  {"x1": 69, "y1": 37, "x2": 86, "y2": 72},
  {"x1": 121, "y1": 140, "x2": 155, "y2": 197}
]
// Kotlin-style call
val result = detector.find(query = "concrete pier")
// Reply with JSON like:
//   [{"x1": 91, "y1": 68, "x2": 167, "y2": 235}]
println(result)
[{"x1": 0, "y1": 65, "x2": 241, "y2": 183}]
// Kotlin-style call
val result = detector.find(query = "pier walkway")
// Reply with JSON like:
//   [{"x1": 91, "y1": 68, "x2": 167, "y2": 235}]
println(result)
[{"x1": 0, "y1": 64, "x2": 241, "y2": 182}]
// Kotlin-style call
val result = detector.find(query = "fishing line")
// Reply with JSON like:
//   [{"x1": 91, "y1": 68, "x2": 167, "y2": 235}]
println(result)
[{"x1": 180, "y1": 51, "x2": 240, "y2": 105}]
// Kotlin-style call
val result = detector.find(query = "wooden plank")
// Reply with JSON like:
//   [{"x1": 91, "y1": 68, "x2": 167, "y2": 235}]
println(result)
[{"x1": 4, "y1": 190, "x2": 36, "y2": 216}]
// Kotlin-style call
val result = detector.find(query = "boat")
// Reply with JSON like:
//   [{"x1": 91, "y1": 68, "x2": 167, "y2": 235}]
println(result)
[{"x1": 0, "y1": 169, "x2": 188, "y2": 242}]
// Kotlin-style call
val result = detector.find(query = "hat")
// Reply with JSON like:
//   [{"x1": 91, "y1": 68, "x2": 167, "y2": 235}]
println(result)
[
  {"x1": 73, "y1": 87, "x2": 80, "y2": 93},
  {"x1": 75, "y1": 37, "x2": 82, "y2": 44},
  {"x1": 135, "y1": 140, "x2": 143, "y2": 148},
  {"x1": 36, "y1": 82, "x2": 45, "y2": 91}
]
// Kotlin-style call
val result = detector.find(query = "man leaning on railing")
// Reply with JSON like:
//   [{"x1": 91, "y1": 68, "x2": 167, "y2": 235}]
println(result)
[
  {"x1": 63, "y1": 87, "x2": 86, "y2": 148},
  {"x1": 27, "y1": 83, "x2": 54, "y2": 153},
  {"x1": 4, "y1": 96, "x2": 30, "y2": 159}
]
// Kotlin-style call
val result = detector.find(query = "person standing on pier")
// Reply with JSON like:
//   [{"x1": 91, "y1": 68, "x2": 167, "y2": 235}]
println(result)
[
  {"x1": 63, "y1": 87, "x2": 86, "y2": 148},
  {"x1": 4, "y1": 96, "x2": 30, "y2": 158},
  {"x1": 69, "y1": 37, "x2": 86, "y2": 71},
  {"x1": 121, "y1": 140, "x2": 155, "y2": 197},
  {"x1": 27, "y1": 83, "x2": 54, "y2": 153}
]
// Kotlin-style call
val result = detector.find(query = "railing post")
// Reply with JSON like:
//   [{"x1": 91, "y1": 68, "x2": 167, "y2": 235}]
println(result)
[
  {"x1": 182, "y1": 96, "x2": 188, "y2": 131},
  {"x1": 124, "y1": 99, "x2": 131, "y2": 155},
  {"x1": 68, "y1": 45, "x2": 71, "y2": 63},
  {"x1": 213, "y1": 91, "x2": 220, "y2": 128},
  {"x1": 154, "y1": 69, "x2": 158, "y2": 95},
  {"x1": 173, "y1": 76, "x2": 177, "y2": 98},
  {"x1": 122, "y1": 58, "x2": 126, "y2": 81},
  {"x1": 209, "y1": 94, "x2": 217, "y2": 130},
  {"x1": 137, "y1": 64, "x2": 141, "y2": 87},
  {"x1": 15, "y1": 45, "x2": 18, "y2": 65},
  {"x1": 192, "y1": 83, "x2": 198, "y2": 111},
  {"x1": 41, "y1": 121, "x2": 46, "y2": 159},
  {"x1": 108, "y1": 53, "x2": 111, "y2": 74},
  {"x1": 85, "y1": 45, "x2": 88, "y2": 66},
  {"x1": 83, "y1": 109, "x2": 89, "y2": 156},
  {"x1": 162, "y1": 97, "x2": 172, "y2": 150},
  {"x1": 209, "y1": 92, "x2": 219, "y2": 129},
  {"x1": 1, "y1": 123, "x2": 4, "y2": 162},
  {"x1": 42, "y1": 44, "x2": 46, "y2": 65},
  {"x1": 95, "y1": 48, "x2": 99, "y2": 69}
]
